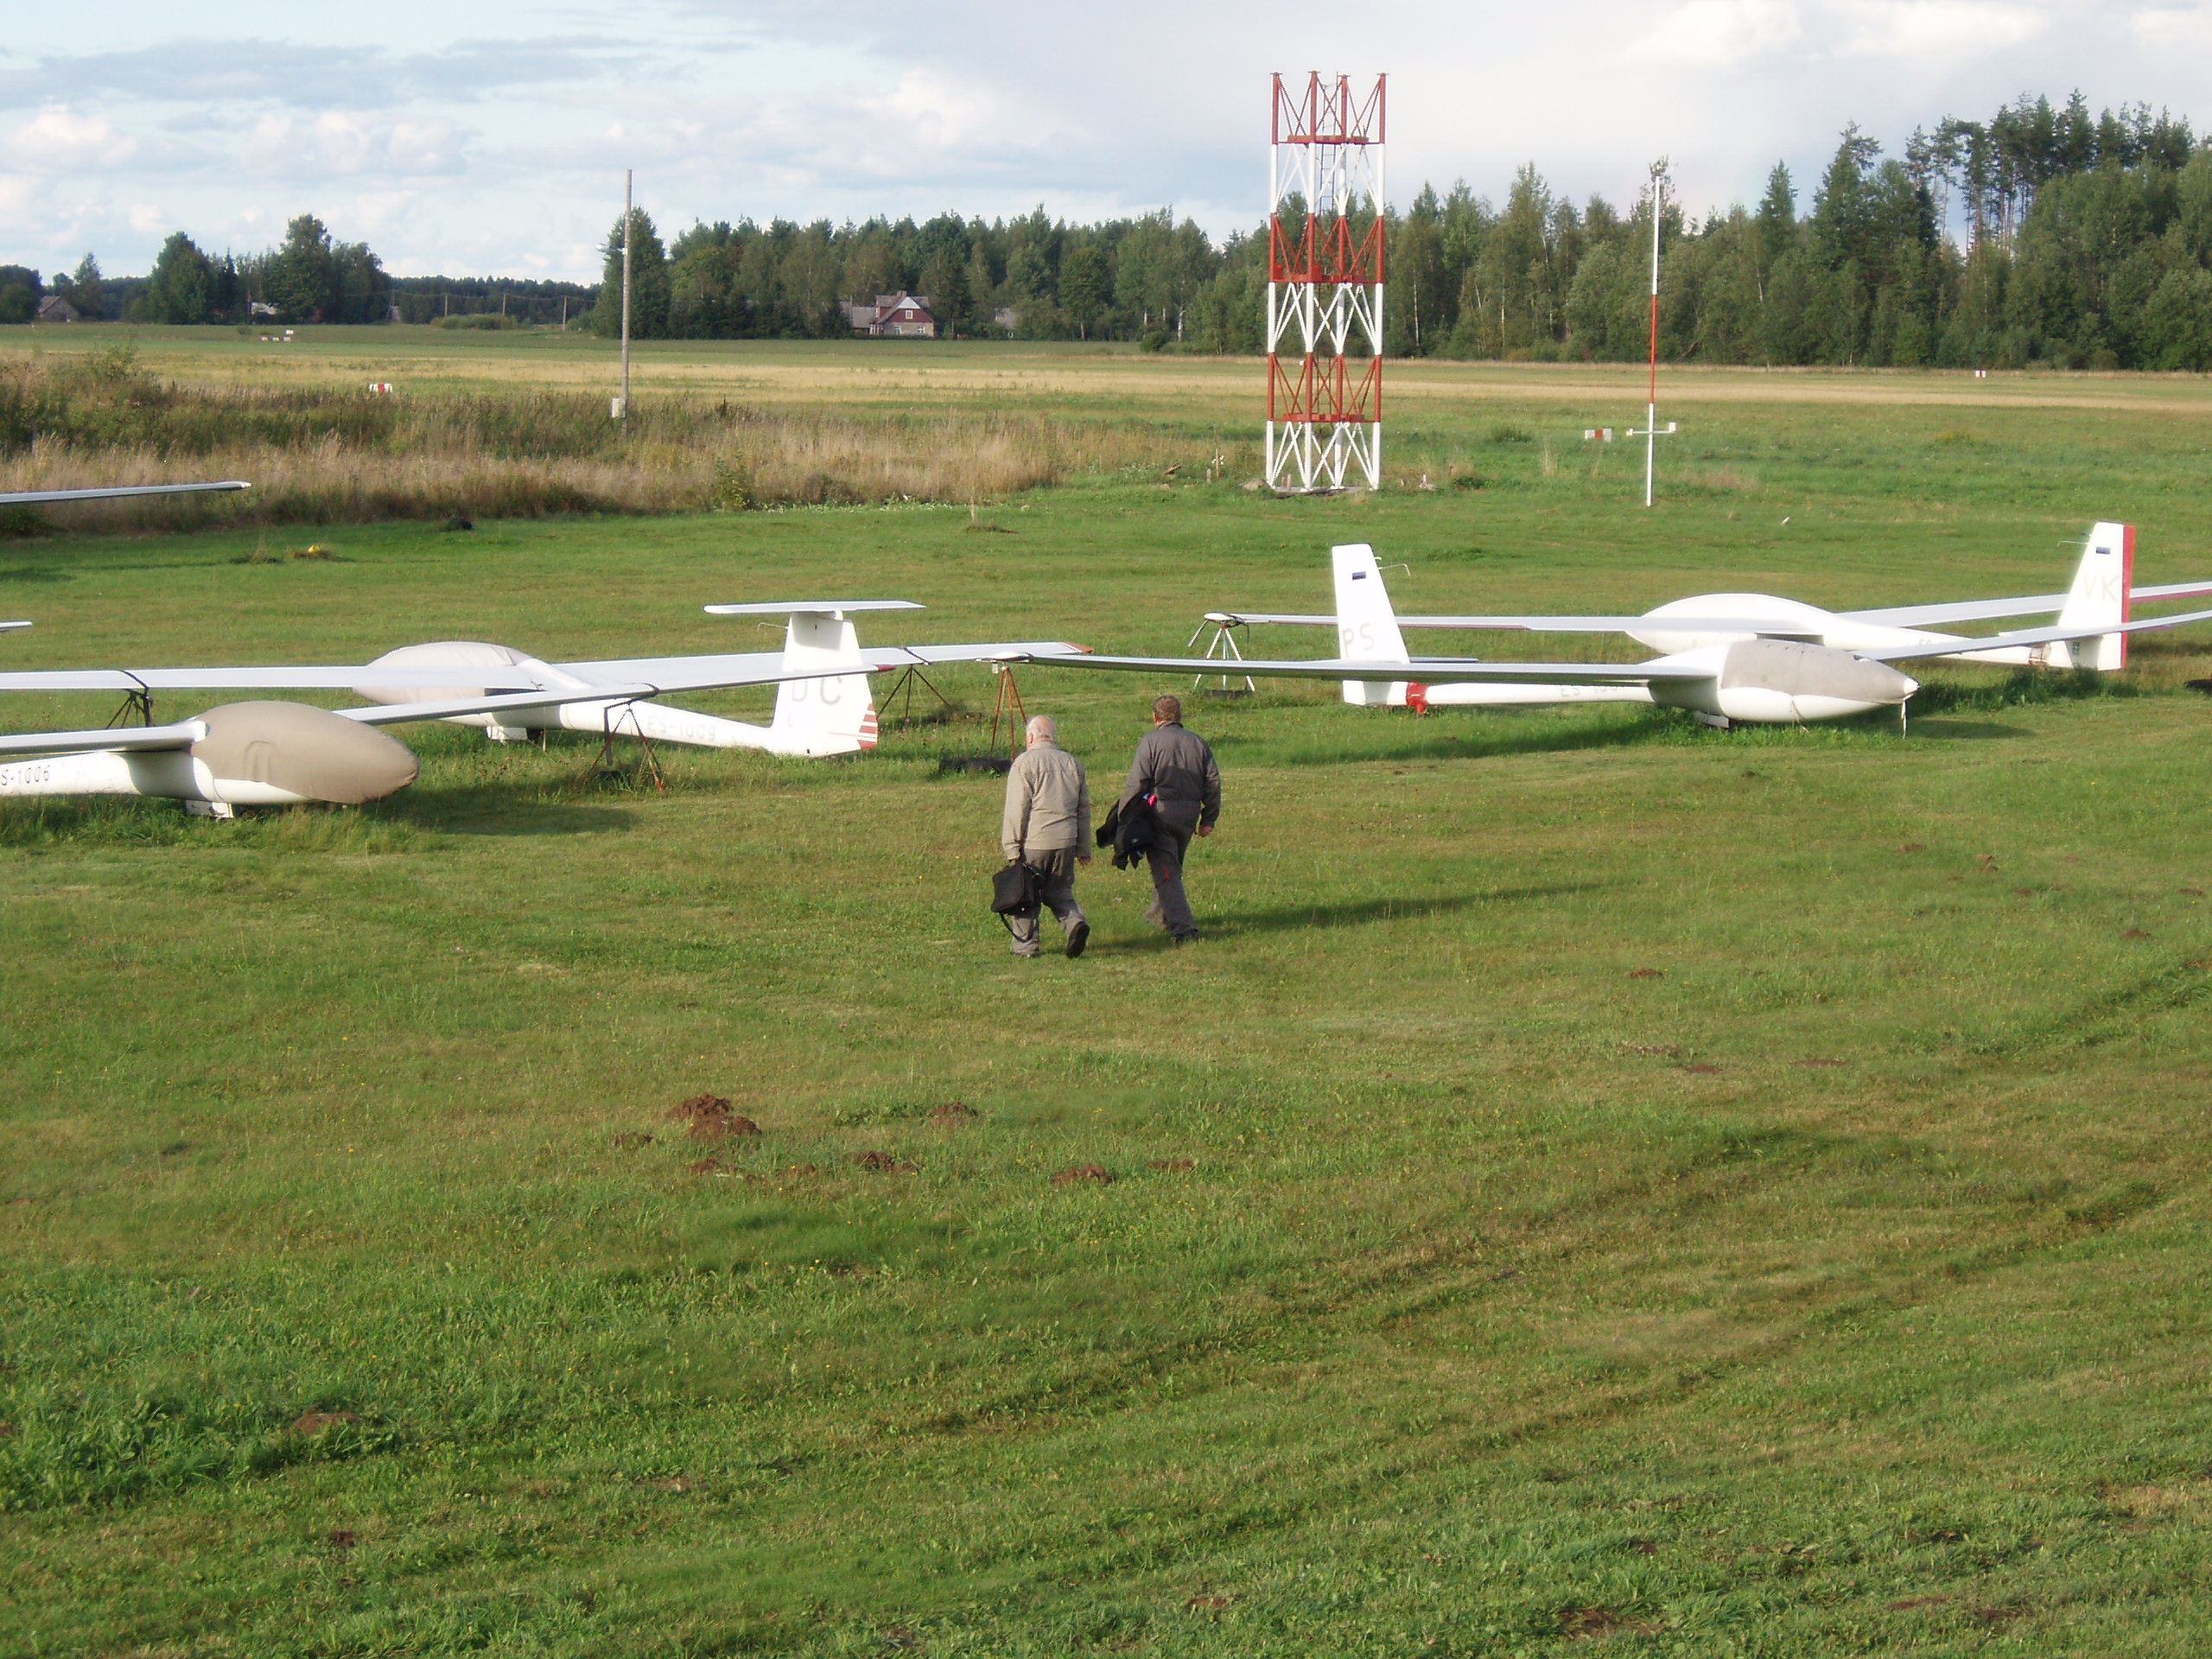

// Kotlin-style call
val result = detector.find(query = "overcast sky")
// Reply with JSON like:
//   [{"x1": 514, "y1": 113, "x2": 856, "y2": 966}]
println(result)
[{"x1": 3, "y1": 2, "x2": 2209, "y2": 281}]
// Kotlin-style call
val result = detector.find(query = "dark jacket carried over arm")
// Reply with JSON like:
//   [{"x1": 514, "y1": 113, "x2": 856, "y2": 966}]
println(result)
[{"x1": 1117, "y1": 722, "x2": 1220, "y2": 837}]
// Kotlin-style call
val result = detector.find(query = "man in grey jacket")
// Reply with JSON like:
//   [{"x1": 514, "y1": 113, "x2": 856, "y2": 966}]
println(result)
[
  {"x1": 1001, "y1": 714, "x2": 1092, "y2": 958},
  {"x1": 1117, "y1": 695, "x2": 1221, "y2": 944}
]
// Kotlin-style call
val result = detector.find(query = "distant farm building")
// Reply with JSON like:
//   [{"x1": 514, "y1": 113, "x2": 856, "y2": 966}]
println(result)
[
  {"x1": 846, "y1": 293, "x2": 937, "y2": 338},
  {"x1": 34, "y1": 296, "x2": 79, "y2": 323}
]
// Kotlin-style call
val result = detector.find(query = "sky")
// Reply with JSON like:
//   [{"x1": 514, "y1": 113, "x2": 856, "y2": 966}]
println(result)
[{"x1": 3, "y1": 1, "x2": 2210, "y2": 282}]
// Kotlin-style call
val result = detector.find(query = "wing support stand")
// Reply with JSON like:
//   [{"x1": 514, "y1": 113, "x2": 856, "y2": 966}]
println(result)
[
  {"x1": 105, "y1": 673, "x2": 156, "y2": 729},
  {"x1": 878, "y1": 661, "x2": 957, "y2": 729},
  {"x1": 588, "y1": 700, "x2": 667, "y2": 792},
  {"x1": 1187, "y1": 613, "x2": 1257, "y2": 695},
  {"x1": 987, "y1": 664, "x2": 1030, "y2": 760}
]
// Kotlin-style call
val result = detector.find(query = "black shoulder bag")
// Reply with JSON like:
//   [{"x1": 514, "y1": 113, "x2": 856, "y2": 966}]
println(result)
[{"x1": 992, "y1": 859, "x2": 1042, "y2": 918}]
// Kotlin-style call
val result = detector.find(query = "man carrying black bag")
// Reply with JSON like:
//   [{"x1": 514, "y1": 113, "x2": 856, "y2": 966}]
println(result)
[{"x1": 999, "y1": 714, "x2": 1091, "y2": 958}]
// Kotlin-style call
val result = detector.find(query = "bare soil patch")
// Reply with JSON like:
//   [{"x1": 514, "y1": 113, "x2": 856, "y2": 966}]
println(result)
[
  {"x1": 854, "y1": 1151, "x2": 918, "y2": 1173},
  {"x1": 290, "y1": 1411, "x2": 361, "y2": 1435},
  {"x1": 669, "y1": 1095, "x2": 762, "y2": 1140},
  {"x1": 610, "y1": 1132, "x2": 654, "y2": 1149},
  {"x1": 931, "y1": 1101, "x2": 977, "y2": 1127},
  {"x1": 1053, "y1": 1164, "x2": 1116, "y2": 1185},
  {"x1": 1628, "y1": 968, "x2": 1664, "y2": 979},
  {"x1": 1560, "y1": 1605, "x2": 1660, "y2": 1638}
]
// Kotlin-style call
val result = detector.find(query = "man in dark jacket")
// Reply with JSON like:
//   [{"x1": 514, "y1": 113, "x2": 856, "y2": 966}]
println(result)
[{"x1": 1116, "y1": 695, "x2": 1220, "y2": 944}]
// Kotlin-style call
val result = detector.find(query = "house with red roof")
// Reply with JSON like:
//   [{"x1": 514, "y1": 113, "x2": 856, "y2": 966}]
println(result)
[{"x1": 845, "y1": 293, "x2": 937, "y2": 338}]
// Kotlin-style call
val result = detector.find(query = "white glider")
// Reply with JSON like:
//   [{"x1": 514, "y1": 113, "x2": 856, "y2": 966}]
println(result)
[
  {"x1": 0, "y1": 601, "x2": 1084, "y2": 810},
  {"x1": 1212, "y1": 524, "x2": 2212, "y2": 677},
  {"x1": 1010, "y1": 533, "x2": 2212, "y2": 727}
]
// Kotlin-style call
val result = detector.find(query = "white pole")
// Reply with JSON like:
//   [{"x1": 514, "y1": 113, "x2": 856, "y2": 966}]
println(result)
[
  {"x1": 619, "y1": 169, "x2": 632, "y2": 421},
  {"x1": 1645, "y1": 165, "x2": 1662, "y2": 509}
]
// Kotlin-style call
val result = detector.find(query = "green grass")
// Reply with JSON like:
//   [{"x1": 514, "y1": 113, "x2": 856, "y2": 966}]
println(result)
[{"x1": 5, "y1": 363, "x2": 2212, "y2": 1654}]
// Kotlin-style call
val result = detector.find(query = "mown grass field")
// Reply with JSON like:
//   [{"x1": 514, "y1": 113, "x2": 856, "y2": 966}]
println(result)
[{"x1": 4, "y1": 349, "x2": 2212, "y2": 1655}]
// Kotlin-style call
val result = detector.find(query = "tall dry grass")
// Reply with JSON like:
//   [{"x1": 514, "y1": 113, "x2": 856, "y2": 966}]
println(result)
[{"x1": 0, "y1": 349, "x2": 1183, "y2": 532}]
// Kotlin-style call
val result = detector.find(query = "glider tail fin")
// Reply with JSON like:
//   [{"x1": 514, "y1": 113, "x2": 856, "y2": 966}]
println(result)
[
  {"x1": 1331, "y1": 543, "x2": 1412, "y2": 707},
  {"x1": 2052, "y1": 521, "x2": 2134, "y2": 671},
  {"x1": 771, "y1": 612, "x2": 880, "y2": 756}
]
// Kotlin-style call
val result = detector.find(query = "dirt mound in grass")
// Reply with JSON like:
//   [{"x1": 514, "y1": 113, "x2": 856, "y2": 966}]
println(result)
[
  {"x1": 1052, "y1": 1163, "x2": 1115, "y2": 1186},
  {"x1": 290, "y1": 1410, "x2": 361, "y2": 1435},
  {"x1": 1560, "y1": 1605, "x2": 1659, "y2": 1639},
  {"x1": 931, "y1": 1101, "x2": 977, "y2": 1127},
  {"x1": 669, "y1": 1095, "x2": 761, "y2": 1140},
  {"x1": 853, "y1": 1150, "x2": 918, "y2": 1173}
]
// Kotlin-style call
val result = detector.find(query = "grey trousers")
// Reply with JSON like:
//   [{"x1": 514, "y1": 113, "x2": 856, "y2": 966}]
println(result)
[
  {"x1": 1141, "y1": 823, "x2": 1198, "y2": 939},
  {"x1": 1007, "y1": 847, "x2": 1086, "y2": 956}
]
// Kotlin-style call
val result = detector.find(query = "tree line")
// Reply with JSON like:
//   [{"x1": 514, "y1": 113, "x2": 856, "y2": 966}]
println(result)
[
  {"x1": 588, "y1": 92, "x2": 2212, "y2": 370},
  {"x1": 14, "y1": 92, "x2": 2212, "y2": 368},
  {"x1": 1, "y1": 218, "x2": 593, "y2": 328}
]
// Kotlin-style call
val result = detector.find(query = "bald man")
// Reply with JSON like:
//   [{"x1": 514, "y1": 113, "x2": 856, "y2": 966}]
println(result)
[{"x1": 1000, "y1": 713, "x2": 1093, "y2": 958}]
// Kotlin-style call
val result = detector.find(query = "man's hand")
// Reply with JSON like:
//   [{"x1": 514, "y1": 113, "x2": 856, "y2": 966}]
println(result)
[
  {"x1": 1077, "y1": 855, "x2": 1092, "y2": 866},
  {"x1": 1196, "y1": 823, "x2": 1213, "y2": 837}
]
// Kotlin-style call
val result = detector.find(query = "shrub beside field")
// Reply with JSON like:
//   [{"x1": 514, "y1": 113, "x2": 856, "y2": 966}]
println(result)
[{"x1": 0, "y1": 347, "x2": 1173, "y2": 529}]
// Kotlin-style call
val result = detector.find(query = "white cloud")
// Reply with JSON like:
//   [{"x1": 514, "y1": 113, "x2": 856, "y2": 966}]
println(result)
[
  {"x1": 1839, "y1": 0, "x2": 2048, "y2": 55},
  {"x1": 0, "y1": 3, "x2": 2202, "y2": 278},
  {"x1": 1646, "y1": 0, "x2": 1808, "y2": 66},
  {"x1": 240, "y1": 111, "x2": 464, "y2": 180},
  {"x1": 2131, "y1": 4, "x2": 2212, "y2": 47},
  {"x1": 5, "y1": 103, "x2": 139, "y2": 173},
  {"x1": 1645, "y1": 0, "x2": 2047, "y2": 65}
]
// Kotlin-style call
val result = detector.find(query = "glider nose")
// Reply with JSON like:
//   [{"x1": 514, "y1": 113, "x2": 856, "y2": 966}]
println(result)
[
  {"x1": 190, "y1": 702, "x2": 420, "y2": 804},
  {"x1": 1713, "y1": 640, "x2": 1918, "y2": 723}
]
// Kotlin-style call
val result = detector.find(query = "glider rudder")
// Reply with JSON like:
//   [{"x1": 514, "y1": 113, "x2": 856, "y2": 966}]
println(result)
[
  {"x1": 771, "y1": 611, "x2": 879, "y2": 755},
  {"x1": 2051, "y1": 522, "x2": 2133, "y2": 671},
  {"x1": 1331, "y1": 543, "x2": 1411, "y2": 707}
]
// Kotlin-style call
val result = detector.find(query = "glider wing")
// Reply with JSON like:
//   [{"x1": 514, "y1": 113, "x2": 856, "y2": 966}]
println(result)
[
  {"x1": 1007, "y1": 651, "x2": 1705, "y2": 686},
  {"x1": 0, "y1": 719, "x2": 206, "y2": 756},
  {"x1": 1859, "y1": 604, "x2": 2212, "y2": 663},
  {"x1": 0, "y1": 481, "x2": 251, "y2": 506}
]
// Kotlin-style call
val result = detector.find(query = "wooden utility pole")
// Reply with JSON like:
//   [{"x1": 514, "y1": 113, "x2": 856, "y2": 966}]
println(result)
[{"x1": 616, "y1": 169, "x2": 632, "y2": 420}]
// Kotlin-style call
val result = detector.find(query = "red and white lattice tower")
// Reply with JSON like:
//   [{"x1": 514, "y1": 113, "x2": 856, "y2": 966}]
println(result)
[{"x1": 1266, "y1": 72, "x2": 1385, "y2": 493}]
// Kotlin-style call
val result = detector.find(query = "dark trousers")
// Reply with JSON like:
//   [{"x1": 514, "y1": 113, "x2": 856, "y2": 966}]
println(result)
[{"x1": 1141, "y1": 823, "x2": 1198, "y2": 939}]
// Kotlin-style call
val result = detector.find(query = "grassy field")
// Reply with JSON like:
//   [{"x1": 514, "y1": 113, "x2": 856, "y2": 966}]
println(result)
[
  {"x1": 15, "y1": 322, "x2": 2212, "y2": 527},
  {"x1": 4, "y1": 349, "x2": 2212, "y2": 1655}
]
